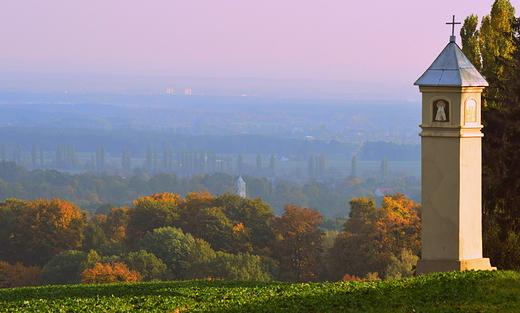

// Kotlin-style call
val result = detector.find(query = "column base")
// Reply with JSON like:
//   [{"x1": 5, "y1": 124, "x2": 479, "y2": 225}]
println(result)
[{"x1": 415, "y1": 258, "x2": 496, "y2": 276}]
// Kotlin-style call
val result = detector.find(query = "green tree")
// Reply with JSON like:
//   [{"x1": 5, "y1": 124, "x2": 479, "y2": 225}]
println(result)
[
  {"x1": 380, "y1": 156, "x2": 388, "y2": 181},
  {"x1": 1, "y1": 142, "x2": 5, "y2": 161},
  {"x1": 462, "y1": 1, "x2": 520, "y2": 270},
  {"x1": 121, "y1": 147, "x2": 132, "y2": 170},
  {"x1": 56, "y1": 143, "x2": 63, "y2": 167},
  {"x1": 479, "y1": 0, "x2": 516, "y2": 104},
  {"x1": 384, "y1": 249, "x2": 419, "y2": 280},
  {"x1": 201, "y1": 252, "x2": 272, "y2": 281},
  {"x1": 269, "y1": 153, "x2": 276, "y2": 176},
  {"x1": 318, "y1": 153, "x2": 326, "y2": 178},
  {"x1": 256, "y1": 152, "x2": 262, "y2": 175},
  {"x1": 162, "y1": 147, "x2": 169, "y2": 172},
  {"x1": 39, "y1": 250, "x2": 87, "y2": 285},
  {"x1": 178, "y1": 192, "x2": 234, "y2": 252},
  {"x1": 135, "y1": 227, "x2": 210, "y2": 280},
  {"x1": 148, "y1": 173, "x2": 178, "y2": 194},
  {"x1": 237, "y1": 152, "x2": 244, "y2": 175},
  {"x1": 81, "y1": 222, "x2": 108, "y2": 252},
  {"x1": 90, "y1": 153, "x2": 96, "y2": 171},
  {"x1": 39, "y1": 142, "x2": 44, "y2": 166},
  {"x1": 31, "y1": 141, "x2": 37, "y2": 167},
  {"x1": 307, "y1": 154, "x2": 315, "y2": 177},
  {"x1": 146, "y1": 145, "x2": 153, "y2": 172},
  {"x1": 461, "y1": 14, "x2": 481, "y2": 70},
  {"x1": 126, "y1": 193, "x2": 181, "y2": 247},
  {"x1": 122, "y1": 250, "x2": 169, "y2": 282},
  {"x1": 350, "y1": 155, "x2": 358, "y2": 177}
]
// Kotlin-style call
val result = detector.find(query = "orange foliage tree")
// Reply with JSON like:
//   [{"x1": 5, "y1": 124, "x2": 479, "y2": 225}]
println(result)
[
  {"x1": 4, "y1": 198, "x2": 86, "y2": 266},
  {"x1": 0, "y1": 261, "x2": 41, "y2": 288},
  {"x1": 271, "y1": 204, "x2": 324, "y2": 282},
  {"x1": 80, "y1": 262, "x2": 142, "y2": 284},
  {"x1": 92, "y1": 206, "x2": 130, "y2": 242}
]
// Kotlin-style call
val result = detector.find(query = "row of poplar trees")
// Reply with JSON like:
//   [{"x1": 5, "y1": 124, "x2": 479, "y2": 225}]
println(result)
[{"x1": 461, "y1": 0, "x2": 520, "y2": 269}]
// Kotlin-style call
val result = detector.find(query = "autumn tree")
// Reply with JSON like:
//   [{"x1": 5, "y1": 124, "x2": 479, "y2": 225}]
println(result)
[
  {"x1": 4, "y1": 198, "x2": 86, "y2": 266},
  {"x1": 326, "y1": 194, "x2": 420, "y2": 281},
  {"x1": 81, "y1": 262, "x2": 142, "y2": 284},
  {"x1": 102, "y1": 206, "x2": 130, "y2": 242},
  {"x1": 374, "y1": 194, "x2": 421, "y2": 261},
  {"x1": 0, "y1": 261, "x2": 41, "y2": 288},
  {"x1": 271, "y1": 204, "x2": 324, "y2": 282}
]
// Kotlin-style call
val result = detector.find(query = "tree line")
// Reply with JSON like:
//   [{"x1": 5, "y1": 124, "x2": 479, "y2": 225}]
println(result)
[
  {"x1": 0, "y1": 161, "x2": 420, "y2": 218},
  {"x1": 0, "y1": 129, "x2": 358, "y2": 160},
  {"x1": 0, "y1": 191, "x2": 421, "y2": 287}
]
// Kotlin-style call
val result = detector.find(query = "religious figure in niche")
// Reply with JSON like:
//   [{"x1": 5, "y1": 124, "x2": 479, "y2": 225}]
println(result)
[
  {"x1": 433, "y1": 100, "x2": 449, "y2": 122},
  {"x1": 465, "y1": 99, "x2": 477, "y2": 123}
]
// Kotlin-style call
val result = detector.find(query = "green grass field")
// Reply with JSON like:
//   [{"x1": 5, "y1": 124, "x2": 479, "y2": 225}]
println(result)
[{"x1": 0, "y1": 270, "x2": 518, "y2": 312}]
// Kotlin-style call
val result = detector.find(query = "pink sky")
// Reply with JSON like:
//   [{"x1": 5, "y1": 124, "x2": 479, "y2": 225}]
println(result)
[{"x1": 0, "y1": 0, "x2": 517, "y2": 93}]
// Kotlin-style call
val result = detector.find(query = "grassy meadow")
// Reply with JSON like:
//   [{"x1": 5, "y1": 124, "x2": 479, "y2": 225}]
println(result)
[{"x1": 0, "y1": 270, "x2": 518, "y2": 312}]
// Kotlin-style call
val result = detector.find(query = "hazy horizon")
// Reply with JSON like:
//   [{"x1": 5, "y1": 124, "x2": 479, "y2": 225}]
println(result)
[{"x1": 0, "y1": 1, "x2": 516, "y2": 99}]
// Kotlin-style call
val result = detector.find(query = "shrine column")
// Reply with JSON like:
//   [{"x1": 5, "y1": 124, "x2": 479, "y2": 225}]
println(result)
[{"x1": 414, "y1": 17, "x2": 495, "y2": 274}]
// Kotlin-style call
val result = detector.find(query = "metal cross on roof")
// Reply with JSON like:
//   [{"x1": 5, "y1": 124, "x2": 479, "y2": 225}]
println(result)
[{"x1": 446, "y1": 15, "x2": 461, "y2": 36}]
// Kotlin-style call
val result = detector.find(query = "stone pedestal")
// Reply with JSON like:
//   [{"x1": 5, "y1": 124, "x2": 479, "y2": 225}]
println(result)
[{"x1": 416, "y1": 259, "x2": 494, "y2": 274}]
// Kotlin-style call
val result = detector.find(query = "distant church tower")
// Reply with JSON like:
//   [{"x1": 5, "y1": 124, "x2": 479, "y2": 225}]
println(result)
[
  {"x1": 414, "y1": 16, "x2": 495, "y2": 274},
  {"x1": 235, "y1": 176, "x2": 246, "y2": 198}
]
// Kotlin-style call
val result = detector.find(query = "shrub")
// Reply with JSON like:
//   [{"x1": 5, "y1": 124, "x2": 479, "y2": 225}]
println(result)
[{"x1": 80, "y1": 262, "x2": 142, "y2": 284}]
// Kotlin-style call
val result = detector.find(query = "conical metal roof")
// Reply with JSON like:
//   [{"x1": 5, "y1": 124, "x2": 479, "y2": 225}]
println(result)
[{"x1": 414, "y1": 40, "x2": 488, "y2": 87}]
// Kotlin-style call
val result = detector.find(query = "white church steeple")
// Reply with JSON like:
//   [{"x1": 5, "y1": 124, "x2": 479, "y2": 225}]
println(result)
[{"x1": 235, "y1": 176, "x2": 246, "y2": 198}]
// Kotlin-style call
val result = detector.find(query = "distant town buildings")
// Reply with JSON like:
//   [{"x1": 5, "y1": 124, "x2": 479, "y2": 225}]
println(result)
[
  {"x1": 184, "y1": 89, "x2": 192, "y2": 95},
  {"x1": 375, "y1": 187, "x2": 394, "y2": 197},
  {"x1": 166, "y1": 88, "x2": 175, "y2": 94}
]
